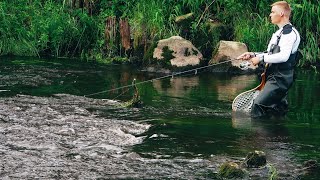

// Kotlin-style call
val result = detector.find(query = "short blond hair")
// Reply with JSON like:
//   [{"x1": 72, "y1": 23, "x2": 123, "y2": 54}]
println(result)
[{"x1": 271, "y1": 1, "x2": 291, "y2": 17}]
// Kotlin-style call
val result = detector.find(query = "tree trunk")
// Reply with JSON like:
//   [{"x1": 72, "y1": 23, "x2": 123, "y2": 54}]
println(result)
[
  {"x1": 142, "y1": 24, "x2": 147, "y2": 53},
  {"x1": 79, "y1": 0, "x2": 84, "y2": 8},
  {"x1": 119, "y1": 18, "x2": 131, "y2": 51},
  {"x1": 72, "y1": 0, "x2": 77, "y2": 8},
  {"x1": 105, "y1": 17, "x2": 117, "y2": 53}
]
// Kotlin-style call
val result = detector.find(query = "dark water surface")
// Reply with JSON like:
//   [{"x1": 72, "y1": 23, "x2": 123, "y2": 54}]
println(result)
[{"x1": 1, "y1": 56, "x2": 320, "y2": 179}]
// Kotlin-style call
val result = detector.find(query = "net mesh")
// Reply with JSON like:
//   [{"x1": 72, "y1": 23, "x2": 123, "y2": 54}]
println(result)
[
  {"x1": 232, "y1": 66, "x2": 267, "y2": 114},
  {"x1": 232, "y1": 89, "x2": 260, "y2": 113}
]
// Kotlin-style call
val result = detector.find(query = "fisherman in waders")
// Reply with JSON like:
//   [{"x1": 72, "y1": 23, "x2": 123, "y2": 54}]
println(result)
[{"x1": 237, "y1": 1, "x2": 301, "y2": 118}]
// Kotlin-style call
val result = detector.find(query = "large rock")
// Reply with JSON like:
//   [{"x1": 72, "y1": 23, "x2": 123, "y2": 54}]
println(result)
[
  {"x1": 153, "y1": 36, "x2": 203, "y2": 67},
  {"x1": 209, "y1": 40, "x2": 258, "y2": 73}
]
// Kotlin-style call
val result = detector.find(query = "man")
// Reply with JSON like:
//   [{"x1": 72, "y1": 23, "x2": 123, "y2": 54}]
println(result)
[{"x1": 237, "y1": 1, "x2": 301, "y2": 118}]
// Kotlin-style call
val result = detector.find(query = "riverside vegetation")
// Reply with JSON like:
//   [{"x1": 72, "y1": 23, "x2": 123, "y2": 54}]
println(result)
[{"x1": 0, "y1": 0, "x2": 319, "y2": 67}]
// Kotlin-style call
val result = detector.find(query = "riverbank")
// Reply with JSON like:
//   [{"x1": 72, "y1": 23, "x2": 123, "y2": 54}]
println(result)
[{"x1": 1, "y1": 1, "x2": 319, "y2": 66}]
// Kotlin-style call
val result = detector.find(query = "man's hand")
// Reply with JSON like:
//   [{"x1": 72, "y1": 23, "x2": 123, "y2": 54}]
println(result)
[
  {"x1": 237, "y1": 52, "x2": 261, "y2": 66},
  {"x1": 237, "y1": 52, "x2": 254, "y2": 60},
  {"x1": 250, "y1": 57, "x2": 260, "y2": 66}
]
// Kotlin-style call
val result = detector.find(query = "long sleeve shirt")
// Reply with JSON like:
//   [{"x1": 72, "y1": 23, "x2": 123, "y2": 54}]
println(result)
[{"x1": 256, "y1": 24, "x2": 300, "y2": 64}]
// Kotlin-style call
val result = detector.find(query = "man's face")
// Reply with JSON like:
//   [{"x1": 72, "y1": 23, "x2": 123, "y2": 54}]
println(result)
[{"x1": 269, "y1": 5, "x2": 283, "y2": 25}]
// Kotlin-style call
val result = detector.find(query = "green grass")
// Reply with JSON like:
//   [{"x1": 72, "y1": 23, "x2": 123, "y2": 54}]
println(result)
[{"x1": 0, "y1": 0, "x2": 319, "y2": 66}]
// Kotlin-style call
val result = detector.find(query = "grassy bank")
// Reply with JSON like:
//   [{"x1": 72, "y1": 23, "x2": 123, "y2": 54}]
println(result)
[{"x1": 0, "y1": 0, "x2": 319, "y2": 67}]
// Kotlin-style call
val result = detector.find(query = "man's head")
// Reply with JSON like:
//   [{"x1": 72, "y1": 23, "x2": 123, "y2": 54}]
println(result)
[{"x1": 270, "y1": 1, "x2": 291, "y2": 26}]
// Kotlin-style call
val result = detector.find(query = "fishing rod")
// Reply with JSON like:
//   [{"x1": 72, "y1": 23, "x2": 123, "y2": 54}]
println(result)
[{"x1": 84, "y1": 58, "x2": 244, "y2": 97}]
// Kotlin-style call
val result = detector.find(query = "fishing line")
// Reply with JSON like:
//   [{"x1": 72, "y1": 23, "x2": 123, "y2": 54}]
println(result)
[
  {"x1": 111, "y1": 88, "x2": 130, "y2": 101},
  {"x1": 84, "y1": 59, "x2": 239, "y2": 97}
]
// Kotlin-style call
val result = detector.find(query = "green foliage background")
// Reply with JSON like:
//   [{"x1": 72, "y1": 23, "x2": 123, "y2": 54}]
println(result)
[{"x1": 0, "y1": 0, "x2": 319, "y2": 66}]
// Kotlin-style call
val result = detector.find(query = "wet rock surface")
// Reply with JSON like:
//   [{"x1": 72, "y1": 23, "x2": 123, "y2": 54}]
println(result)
[
  {"x1": 0, "y1": 94, "x2": 220, "y2": 179},
  {"x1": 0, "y1": 94, "x2": 142, "y2": 178}
]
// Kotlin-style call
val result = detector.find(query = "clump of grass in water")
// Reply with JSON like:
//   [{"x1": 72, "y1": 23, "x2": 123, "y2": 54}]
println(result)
[
  {"x1": 121, "y1": 79, "x2": 142, "y2": 108},
  {"x1": 267, "y1": 163, "x2": 278, "y2": 180}
]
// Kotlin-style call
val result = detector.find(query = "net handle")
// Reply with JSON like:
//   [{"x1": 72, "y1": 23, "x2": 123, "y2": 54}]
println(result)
[
  {"x1": 232, "y1": 63, "x2": 268, "y2": 111},
  {"x1": 255, "y1": 63, "x2": 268, "y2": 91}
]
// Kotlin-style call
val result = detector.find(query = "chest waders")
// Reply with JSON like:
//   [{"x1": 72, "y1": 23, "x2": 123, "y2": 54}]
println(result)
[{"x1": 251, "y1": 24, "x2": 299, "y2": 118}]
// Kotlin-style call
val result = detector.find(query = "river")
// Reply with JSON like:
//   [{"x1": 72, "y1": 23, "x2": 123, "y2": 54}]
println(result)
[{"x1": 1, "y1": 56, "x2": 319, "y2": 179}]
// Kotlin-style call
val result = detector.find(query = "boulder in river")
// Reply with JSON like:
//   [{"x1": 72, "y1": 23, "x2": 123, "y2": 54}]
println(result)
[
  {"x1": 209, "y1": 40, "x2": 258, "y2": 73},
  {"x1": 153, "y1": 36, "x2": 203, "y2": 68}
]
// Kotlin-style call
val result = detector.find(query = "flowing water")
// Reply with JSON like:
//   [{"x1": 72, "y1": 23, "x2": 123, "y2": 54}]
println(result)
[{"x1": 0, "y1": 56, "x2": 320, "y2": 179}]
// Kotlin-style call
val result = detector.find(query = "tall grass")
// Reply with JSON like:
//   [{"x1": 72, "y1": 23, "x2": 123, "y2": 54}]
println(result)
[
  {"x1": 234, "y1": 13, "x2": 274, "y2": 52},
  {"x1": 129, "y1": 0, "x2": 166, "y2": 48},
  {"x1": 291, "y1": 0, "x2": 320, "y2": 66},
  {"x1": 0, "y1": 1, "x2": 38, "y2": 56},
  {"x1": 182, "y1": 0, "x2": 211, "y2": 14},
  {"x1": 0, "y1": 0, "x2": 319, "y2": 66},
  {"x1": 33, "y1": 1, "x2": 99, "y2": 58},
  {"x1": 0, "y1": 0, "x2": 98, "y2": 58},
  {"x1": 301, "y1": 31, "x2": 319, "y2": 65}
]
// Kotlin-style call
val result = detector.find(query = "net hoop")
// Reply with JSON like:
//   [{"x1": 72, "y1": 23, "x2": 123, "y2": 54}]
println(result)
[{"x1": 232, "y1": 66, "x2": 267, "y2": 113}]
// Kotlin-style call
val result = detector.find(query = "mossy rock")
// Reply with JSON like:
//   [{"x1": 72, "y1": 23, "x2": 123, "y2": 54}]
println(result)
[
  {"x1": 218, "y1": 162, "x2": 246, "y2": 179},
  {"x1": 301, "y1": 159, "x2": 319, "y2": 175},
  {"x1": 121, "y1": 98, "x2": 143, "y2": 108},
  {"x1": 243, "y1": 150, "x2": 267, "y2": 168}
]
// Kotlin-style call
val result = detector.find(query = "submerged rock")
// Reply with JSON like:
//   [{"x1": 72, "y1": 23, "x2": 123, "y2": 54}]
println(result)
[
  {"x1": 218, "y1": 162, "x2": 247, "y2": 179},
  {"x1": 243, "y1": 150, "x2": 267, "y2": 168},
  {"x1": 299, "y1": 159, "x2": 319, "y2": 177},
  {"x1": 303, "y1": 159, "x2": 318, "y2": 170}
]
